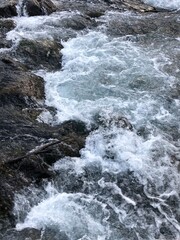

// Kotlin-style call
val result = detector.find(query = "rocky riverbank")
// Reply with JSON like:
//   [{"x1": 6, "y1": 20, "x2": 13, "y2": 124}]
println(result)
[
  {"x1": 0, "y1": 54, "x2": 89, "y2": 223},
  {"x1": 0, "y1": 0, "x2": 179, "y2": 238}
]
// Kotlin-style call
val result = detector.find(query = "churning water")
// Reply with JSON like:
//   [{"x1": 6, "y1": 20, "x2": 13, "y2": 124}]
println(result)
[
  {"x1": 7, "y1": 3, "x2": 180, "y2": 240},
  {"x1": 143, "y1": 0, "x2": 180, "y2": 10}
]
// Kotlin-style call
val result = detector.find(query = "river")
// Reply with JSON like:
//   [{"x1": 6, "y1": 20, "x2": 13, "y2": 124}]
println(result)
[{"x1": 5, "y1": 0, "x2": 180, "y2": 239}]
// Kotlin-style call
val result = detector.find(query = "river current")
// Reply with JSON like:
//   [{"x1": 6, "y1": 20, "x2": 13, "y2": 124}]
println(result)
[{"x1": 5, "y1": 0, "x2": 180, "y2": 239}]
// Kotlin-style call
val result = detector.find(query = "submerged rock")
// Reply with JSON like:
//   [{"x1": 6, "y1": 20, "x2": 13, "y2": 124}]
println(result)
[
  {"x1": 0, "y1": 0, "x2": 18, "y2": 18},
  {"x1": 94, "y1": 113, "x2": 133, "y2": 131},
  {"x1": 15, "y1": 39, "x2": 63, "y2": 71}
]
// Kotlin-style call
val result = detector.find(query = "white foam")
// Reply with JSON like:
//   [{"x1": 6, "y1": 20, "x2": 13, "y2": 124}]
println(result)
[
  {"x1": 16, "y1": 192, "x2": 109, "y2": 240},
  {"x1": 143, "y1": 0, "x2": 180, "y2": 10},
  {"x1": 7, "y1": 11, "x2": 79, "y2": 44},
  {"x1": 40, "y1": 31, "x2": 171, "y2": 126}
]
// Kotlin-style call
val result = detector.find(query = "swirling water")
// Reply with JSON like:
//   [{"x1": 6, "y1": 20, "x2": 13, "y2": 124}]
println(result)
[{"x1": 6, "y1": 5, "x2": 180, "y2": 240}]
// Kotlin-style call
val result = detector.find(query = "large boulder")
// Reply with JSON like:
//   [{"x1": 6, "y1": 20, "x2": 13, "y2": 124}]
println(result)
[
  {"x1": 15, "y1": 39, "x2": 63, "y2": 71},
  {"x1": 0, "y1": 0, "x2": 18, "y2": 18},
  {"x1": 22, "y1": 0, "x2": 57, "y2": 16}
]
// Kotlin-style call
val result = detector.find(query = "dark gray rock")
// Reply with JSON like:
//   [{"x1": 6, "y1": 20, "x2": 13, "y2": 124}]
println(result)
[
  {"x1": 0, "y1": 56, "x2": 88, "y2": 225},
  {"x1": 94, "y1": 113, "x2": 133, "y2": 130},
  {"x1": 55, "y1": 0, "x2": 157, "y2": 17},
  {"x1": 15, "y1": 39, "x2": 63, "y2": 71},
  {"x1": 0, "y1": 0, "x2": 18, "y2": 18},
  {"x1": 104, "y1": 11, "x2": 180, "y2": 38},
  {"x1": 122, "y1": 0, "x2": 156, "y2": 12},
  {"x1": 2, "y1": 228, "x2": 41, "y2": 240},
  {"x1": 55, "y1": 0, "x2": 109, "y2": 17},
  {"x1": 0, "y1": 56, "x2": 45, "y2": 107},
  {"x1": 42, "y1": 228, "x2": 69, "y2": 240},
  {"x1": 22, "y1": 0, "x2": 57, "y2": 16},
  {"x1": 0, "y1": 20, "x2": 16, "y2": 49}
]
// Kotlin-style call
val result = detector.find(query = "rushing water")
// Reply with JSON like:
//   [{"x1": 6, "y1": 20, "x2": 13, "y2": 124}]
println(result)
[
  {"x1": 4, "y1": 1, "x2": 180, "y2": 240},
  {"x1": 143, "y1": 0, "x2": 180, "y2": 10}
]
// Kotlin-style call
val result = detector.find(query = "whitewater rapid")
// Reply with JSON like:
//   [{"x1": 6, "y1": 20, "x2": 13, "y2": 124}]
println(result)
[
  {"x1": 6, "y1": 2, "x2": 180, "y2": 240},
  {"x1": 143, "y1": 0, "x2": 180, "y2": 10}
]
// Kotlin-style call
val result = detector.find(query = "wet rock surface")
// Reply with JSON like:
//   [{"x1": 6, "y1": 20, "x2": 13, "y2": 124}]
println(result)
[
  {"x1": 0, "y1": 55, "x2": 88, "y2": 228},
  {"x1": 0, "y1": 0, "x2": 18, "y2": 18},
  {"x1": 100, "y1": 11, "x2": 180, "y2": 37},
  {"x1": 0, "y1": 19, "x2": 16, "y2": 48},
  {"x1": 1, "y1": 228, "x2": 41, "y2": 240},
  {"x1": 21, "y1": 0, "x2": 57, "y2": 16},
  {"x1": 0, "y1": 56, "x2": 44, "y2": 106},
  {"x1": 15, "y1": 39, "x2": 63, "y2": 71},
  {"x1": 0, "y1": 0, "x2": 57, "y2": 18},
  {"x1": 1, "y1": 227, "x2": 70, "y2": 240},
  {"x1": 54, "y1": 0, "x2": 158, "y2": 14}
]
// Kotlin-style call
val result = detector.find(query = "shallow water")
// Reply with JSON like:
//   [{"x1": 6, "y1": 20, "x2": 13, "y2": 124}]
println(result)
[{"x1": 4, "y1": 2, "x2": 180, "y2": 240}]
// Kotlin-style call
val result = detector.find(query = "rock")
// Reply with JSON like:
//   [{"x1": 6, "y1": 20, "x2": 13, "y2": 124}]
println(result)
[
  {"x1": 94, "y1": 113, "x2": 133, "y2": 130},
  {"x1": 0, "y1": 20, "x2": 16, "y2": 49},
  {"x1": 41, "y1": 228, "x2": 69, "y2": 240},
  {"x1": 122, "y1": 0, "x2": 156, "y2": 12},
  {"x1": 22, "y1": 0, "x2": 57, "y2": 16},
  {"x1": 2, "y1": 228, "x2": 41, "y2": 240},
  {"x1": 0, "y1": 0, "x2": 18, "y2": 18},
  {"x1": 15, "y1": 39, "x2": 63, "y2": 71},
  {"x1": 105, "y1": 11, "x2": 180, "y2": 38},
  {"x1": 0, "y1": 55, "x2": 89, "y2": 223},
  {"x1": 0, "y1": 115, "x2": 88, "y2": 219},
  {"x1": 55, "y1": 0, "x2": 109, "y2": 15},
  {"x1": 0, "y1": 56, "x2": 44, "y2": 220},
  {"x1": 0, "y1": 57, "x2": 44, "y2": 107},
  {"x1": 58, "y1": 14, "x2": 97, "y2": 31},
  {"x1": 2, "y1": 227, "x2": 69, "y2": 240}
]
